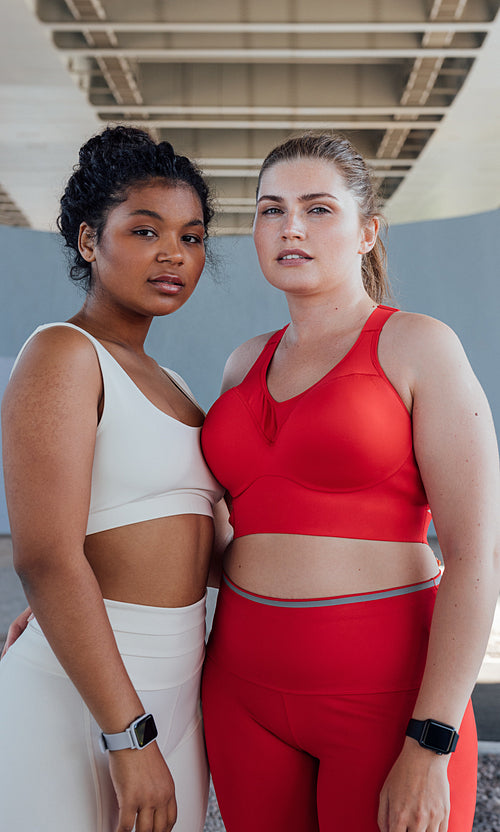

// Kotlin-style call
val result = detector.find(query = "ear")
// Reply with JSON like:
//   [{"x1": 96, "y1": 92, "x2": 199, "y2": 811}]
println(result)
[
  {"x1": 78, "y1": 222, "x2": 97, "y2": 262},
  {"x1": 358, "y1": 216, "x2": 379, "y2": 255}
]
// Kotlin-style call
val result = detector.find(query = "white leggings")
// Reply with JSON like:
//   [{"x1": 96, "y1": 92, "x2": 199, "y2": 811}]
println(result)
[{"x1": 0, "y1": 596, "x2": 209, "y2": 831}]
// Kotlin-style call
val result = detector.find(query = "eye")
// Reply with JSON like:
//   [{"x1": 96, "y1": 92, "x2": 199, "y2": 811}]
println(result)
[
  {"x1": 182, "y1": 234, "x2": 204, "y2": 245},
  {"x1": 309, "y1": 206, "x2": 330, "y2": 214},
  {"x1": 133, "y1": 228, "x2": 156, "y2": 238},
  {"x1": 261, "y1": 206, "x2": 283, "y2": 215}
]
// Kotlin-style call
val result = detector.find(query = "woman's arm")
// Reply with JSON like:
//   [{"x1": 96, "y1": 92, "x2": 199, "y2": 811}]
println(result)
[
  {"x1": 2, "y1": 327, "x2": 176, "y2": 832},
  {"x1": 378, "y1": 315, "x2": 500, "y2": 832}
]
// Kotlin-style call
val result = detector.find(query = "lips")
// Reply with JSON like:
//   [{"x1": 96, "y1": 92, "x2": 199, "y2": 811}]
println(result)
[
  {"x1": 149, "y1": 274, "x2": 184, "y2": 286},
  {"x1": 277, "y1": 249, "x2": 312, "y2": 262},
  {"x1": 148, "y1": 274, "x2": 185, "y2": 295}
]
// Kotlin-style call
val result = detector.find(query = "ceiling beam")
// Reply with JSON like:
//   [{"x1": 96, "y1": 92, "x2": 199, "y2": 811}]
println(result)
[
  {"x1": 122, "y1": 118, "x2": 440, "y2": 130},
  {"x1": 46, "y1": 22, "x2": 493, "y2": 33},
  {"x1": 213, "y1": 227, "x2": 253, "y2": 236},
  {"x1": 96, "y1": 105, "x2": 448, "y2": 116},
  {"x1": 59, "y1": 47, "x2": 481, "y2": 60}
]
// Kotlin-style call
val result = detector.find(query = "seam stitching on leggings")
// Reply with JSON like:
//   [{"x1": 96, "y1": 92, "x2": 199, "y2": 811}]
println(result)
[
  {"x1": 280, "y1": 692, "x2": 303, "y2": 750},
  {"x1": 82, "y1": 701, "x2": 104, "y2": 832},
  {"x1": 283, "y1": 685, "x2": 423, "y2": 698},
  {"x1": 10, "y1": 639, "x2": 68, "y2": 678},
  {"x1": 205, "y1": 657, "x2": 422, "y2": 698},
  {"x1": 168, "y1": 709, "x2": 204, "y2": 757}
]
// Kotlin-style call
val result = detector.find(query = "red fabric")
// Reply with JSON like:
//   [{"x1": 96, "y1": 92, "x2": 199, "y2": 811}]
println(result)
[
  {"x1": 202, "y1": 306, "x2": 431, "y2": 542},
  {"x1": 202, "y1": 579, "x2": 477, "y2": 832}
]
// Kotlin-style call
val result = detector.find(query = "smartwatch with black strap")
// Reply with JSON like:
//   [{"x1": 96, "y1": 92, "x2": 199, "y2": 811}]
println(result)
[{"x1": 406, "y1": 718, "x2": 459, "y2": 755}]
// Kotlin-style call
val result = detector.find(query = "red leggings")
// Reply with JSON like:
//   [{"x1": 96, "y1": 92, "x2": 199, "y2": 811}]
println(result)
[{"x1": 202, "y1": 574, "x2": 477, "y2": 832}]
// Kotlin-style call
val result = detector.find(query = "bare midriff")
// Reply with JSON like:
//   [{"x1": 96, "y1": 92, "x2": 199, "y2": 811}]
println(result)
[
  {"x1": 224, "y1": 534, "x2": 439, "y2": 599},
  {"x1": 84, "y1": 513, "x2": 214, "y2": 608}
]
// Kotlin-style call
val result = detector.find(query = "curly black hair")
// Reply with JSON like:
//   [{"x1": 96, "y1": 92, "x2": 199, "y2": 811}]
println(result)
[{"x1": 58, "y1": 125, "x2": 214, "y2": 291}]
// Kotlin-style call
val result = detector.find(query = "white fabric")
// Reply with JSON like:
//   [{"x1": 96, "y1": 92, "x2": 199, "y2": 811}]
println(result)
[
  {"x1": 0, "y1": 596, "x2": 209, "y2": 831},
  {"x1": 11, "y1": 323, "x2": 223, "y2": 535}
]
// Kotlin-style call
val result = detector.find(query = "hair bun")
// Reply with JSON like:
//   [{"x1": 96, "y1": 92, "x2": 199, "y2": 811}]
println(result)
[
  {"x1": 156, "y1": 141, "x2": 176, "y2": 163},
  {"x1": 78, "y1": 126, "x2": 155, "y2": 168}
]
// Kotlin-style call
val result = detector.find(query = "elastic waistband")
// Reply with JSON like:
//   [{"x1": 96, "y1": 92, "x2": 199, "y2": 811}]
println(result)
[
  {"x1": 18, "y1": 596, "x2": 207, "y2": 689},
  {"x1": 222, "y1": 572, "x2": 441, "y2": 609},
  {"x1": 102, "y1": 594, "x2": 207, "y2": 635}
]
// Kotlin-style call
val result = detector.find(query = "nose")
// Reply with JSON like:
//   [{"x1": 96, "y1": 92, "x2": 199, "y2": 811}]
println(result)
[
  {"x1": 156, "y1": 236, "x2": 183, "y2": 263},
  {"x1": 281, "y1": 209, "x2": 305, "y2": 241}
]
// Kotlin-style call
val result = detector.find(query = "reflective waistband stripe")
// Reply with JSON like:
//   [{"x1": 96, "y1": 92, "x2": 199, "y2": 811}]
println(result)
[{"x1": 223, "y1": 572, "x2": 442, "y2": 609}]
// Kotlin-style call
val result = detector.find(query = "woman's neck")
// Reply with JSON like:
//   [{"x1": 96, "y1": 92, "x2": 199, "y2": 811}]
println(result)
[
  {"x1": 284, "y1": 286, "x2": 376, "y2": 345},
  {"x1": 69, "y1": 298, "x2": 153, "y2": 354}
]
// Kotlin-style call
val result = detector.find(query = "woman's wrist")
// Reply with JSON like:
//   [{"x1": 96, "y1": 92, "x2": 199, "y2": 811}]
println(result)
[
  {"x1": 405, "y1": 717, "x2": 459, "y2": 755},
  {"x1": 402, "y1": 735, "x2": 451, "y2": 765}
]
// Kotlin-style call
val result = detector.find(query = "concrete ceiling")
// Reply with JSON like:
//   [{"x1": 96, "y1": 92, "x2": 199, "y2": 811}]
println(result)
[{"x1": 1, "y1": 0, "x2": 499, "y2": 233}]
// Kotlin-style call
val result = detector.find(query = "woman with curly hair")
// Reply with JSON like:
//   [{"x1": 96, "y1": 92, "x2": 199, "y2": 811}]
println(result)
[{"x1": 0, "y1": 125, "x2": 225, "y2": 832}]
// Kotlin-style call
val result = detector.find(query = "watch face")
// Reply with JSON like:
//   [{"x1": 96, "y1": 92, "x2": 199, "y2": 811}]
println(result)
[
  {"x1": 422, "y1": 721, "x2": 454, "y2": 752},
  {"x1": 134, "y1": 715, "x2": 158, "y2": 748}
]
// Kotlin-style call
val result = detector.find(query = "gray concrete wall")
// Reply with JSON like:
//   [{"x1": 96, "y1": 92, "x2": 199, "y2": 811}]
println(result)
[
  {"x1": 386, "y1": 210, "x2": 500, "y2": 434},
  {"x1": 0, "y1": 212, "x2": 499, "y2": 533}
]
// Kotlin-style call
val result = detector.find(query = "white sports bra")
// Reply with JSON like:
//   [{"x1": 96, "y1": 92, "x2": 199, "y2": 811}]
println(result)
[{"x1": 14, "y1": 323, "x2": 223, "y2": 535}]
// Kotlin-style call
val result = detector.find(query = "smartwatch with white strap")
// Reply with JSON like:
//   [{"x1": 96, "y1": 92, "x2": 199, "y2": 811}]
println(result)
[{"x1": 100, "y1": 713, "x2": 158, "y2": 753}]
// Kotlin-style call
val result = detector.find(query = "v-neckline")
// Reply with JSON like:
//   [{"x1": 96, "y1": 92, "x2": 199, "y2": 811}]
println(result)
[{"x1": 262, "y1": 305, "x2": 380, "y2": 405}]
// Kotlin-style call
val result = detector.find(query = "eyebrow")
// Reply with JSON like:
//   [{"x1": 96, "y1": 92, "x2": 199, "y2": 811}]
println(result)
[
  {"x1": 128, "y1": 209, "x2": 205, "y2": 228},
  {"x1": 129, "y1": 209, "x2": 162, "y2": 220},
  {"x1": 257, "y1": 192, "x2": 339, "y2": 204}
]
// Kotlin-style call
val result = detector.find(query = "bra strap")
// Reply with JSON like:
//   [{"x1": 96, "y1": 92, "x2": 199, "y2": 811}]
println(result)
[{"x1": 363, "y1": 304, "x2": 399, "y2": 332}]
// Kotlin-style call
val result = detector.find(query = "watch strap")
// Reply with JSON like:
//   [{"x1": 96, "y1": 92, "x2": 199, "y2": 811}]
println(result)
[
  {"x1": 406, "y1": 718, "x2": 459, "y2": 754},
  {"x1": 100, "y1": 713, "x2": 157, "y2": 752},
  {"x1": 101, "y1": 727, "x2": 135, "y2": 751}
]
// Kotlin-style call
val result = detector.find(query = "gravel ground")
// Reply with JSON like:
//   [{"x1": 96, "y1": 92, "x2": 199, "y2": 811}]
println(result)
[
  {"x1": 474, "y1": 755, "x2": 500, "y2": 832},
  {"x1": 203, "y1": 756, "x2": 500, "y2": 831},
  {"x1": 204, "y1": 783, "x2": 224, "y2": 832}
]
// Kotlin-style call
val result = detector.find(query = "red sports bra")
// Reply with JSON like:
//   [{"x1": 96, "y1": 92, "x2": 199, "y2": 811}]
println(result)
[{"x1": 201, "y1": 305, "x2": 431, "y2": 543}]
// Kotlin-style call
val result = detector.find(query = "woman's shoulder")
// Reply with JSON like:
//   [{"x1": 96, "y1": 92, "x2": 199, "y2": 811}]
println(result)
[
  {"x1": 389, "y1": 308, "x2": 454, "y2": 335},
  {"x1": 382, "y1": 309, "x2": 473, "y2": 392},
  {"x1": 221, "y1": 330, "x2": 280, "y2": 394},
  {"x1": 386, "y1": 309, "x2": 465, "y2": 362},
  {"x1": 8, "y1": 323, "x2": 102, "y2": 392}
]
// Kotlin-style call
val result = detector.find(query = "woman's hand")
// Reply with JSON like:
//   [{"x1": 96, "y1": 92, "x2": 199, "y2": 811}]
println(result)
[
  {"x1": 108, "y1": 742, "x2": 177, "y2": 832},
  {"x1": 378, "y1": 740, "x2": 450, "y2": 832},
  {"x1": 1, "y1": 606, "x2": 32, "y2": 658}
]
